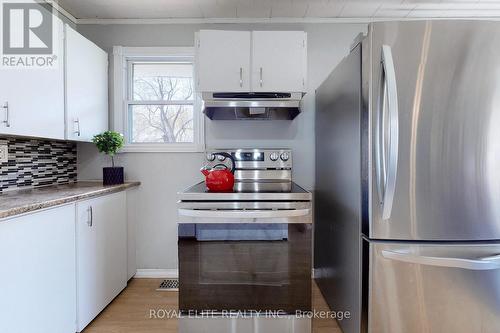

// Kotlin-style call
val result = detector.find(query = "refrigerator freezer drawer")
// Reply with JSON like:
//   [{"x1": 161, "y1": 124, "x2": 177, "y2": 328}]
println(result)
[{"x1": 368, "y1": 241, "x2": 500, "y2": 333}]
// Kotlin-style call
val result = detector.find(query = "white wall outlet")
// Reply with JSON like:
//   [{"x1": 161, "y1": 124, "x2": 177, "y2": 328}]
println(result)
[{"x1": 0, "y1": 144, "x2": 8, "y2": 163}]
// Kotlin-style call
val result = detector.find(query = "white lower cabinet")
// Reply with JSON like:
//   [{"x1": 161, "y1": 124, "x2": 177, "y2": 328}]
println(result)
[
  {"x1": 0, "y1": 204, "x2": 77, "y2": 333},
  {"x1": 76, "y1": 191, "x2": 127, "y2": 332}
]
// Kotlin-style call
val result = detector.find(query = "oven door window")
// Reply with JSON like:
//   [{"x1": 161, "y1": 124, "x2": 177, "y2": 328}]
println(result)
[{"x1": 178, "y1": 223, "x2": 312, "y2": 314}]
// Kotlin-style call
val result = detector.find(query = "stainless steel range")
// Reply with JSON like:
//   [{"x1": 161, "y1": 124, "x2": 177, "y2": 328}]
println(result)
[{"x1": 177, "y1": 149, "x2": 312, "y2": 333}]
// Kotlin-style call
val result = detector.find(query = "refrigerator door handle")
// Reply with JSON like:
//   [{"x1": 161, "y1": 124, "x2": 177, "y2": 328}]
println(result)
[
  {"x1": 377, "y1": 45, "x2": 399, "y2": 220},
  {"x1": 381, "y1": 250, "x2": 500, "y2": 271}
]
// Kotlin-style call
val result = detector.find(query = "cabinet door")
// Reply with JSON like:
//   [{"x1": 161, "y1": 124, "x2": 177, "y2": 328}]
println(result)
[
  {"x1": 0, "y1": 16, "x2": 65, "y2": 139},
  {"x1": 197, "y1": 30, "x2": 251, "y2": 92},
  {"x1": 65, "y1": 24, "x2": 108, "y2": 142},
  {"x1": 98, "y1": 192, "x2": 127, "y2": 305},
  {"x1": 76, "y1": 192, "x2": 127, "y2": 331},
  {"x1": 76, "y1": 199, "x2": 98, "y2": 331},
  {"x1": 252, "y1": 31, "x2": 307, "y2": 92},
  {"x1": 0, "y1": 205, "x2": 76, "y2": 333}
]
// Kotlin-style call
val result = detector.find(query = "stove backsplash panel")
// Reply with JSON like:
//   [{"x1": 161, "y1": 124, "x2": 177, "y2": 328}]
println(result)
[{"x1": 0, "y1": 136, "x2": 77, "y2": 192}]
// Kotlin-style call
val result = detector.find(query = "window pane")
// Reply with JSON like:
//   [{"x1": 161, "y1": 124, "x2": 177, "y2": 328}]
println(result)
[
  {"x1": 130, "y1": 104, "x2": 194, "y2": 143},
  {"x1": 132, "y1": 62, "x2": 193, "y2": 101}
]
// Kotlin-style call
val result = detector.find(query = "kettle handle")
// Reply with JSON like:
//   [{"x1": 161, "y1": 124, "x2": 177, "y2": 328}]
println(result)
[
  {"x1": 213, "y1": 152, "x2": 236, "y2": 174},
  {"x1": 212, "y1": 164, "x2": 229, "y2": 169}
]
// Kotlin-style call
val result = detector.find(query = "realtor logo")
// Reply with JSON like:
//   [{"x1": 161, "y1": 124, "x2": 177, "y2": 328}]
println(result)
[
  {"x1": 3, "y1": 2, "x2": 52, "y2": 54},
  {"x1": 1, "y1": 1, "x2": 58, "y2": 68}
]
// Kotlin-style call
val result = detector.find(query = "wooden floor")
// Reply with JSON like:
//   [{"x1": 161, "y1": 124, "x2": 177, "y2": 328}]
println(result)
[{"x1": 83, "y1": 278, "x2": 341, "y2": 333}]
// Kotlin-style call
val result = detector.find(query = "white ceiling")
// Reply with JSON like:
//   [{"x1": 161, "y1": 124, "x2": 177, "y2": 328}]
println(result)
[{"x1": 56, "y1": 0, "x2": 500, "y2": 22}]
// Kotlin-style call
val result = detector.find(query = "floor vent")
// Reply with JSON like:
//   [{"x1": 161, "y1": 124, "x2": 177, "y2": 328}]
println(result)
[{"x1": 157, "y1": 279, "x2": 179, "y2": 291}]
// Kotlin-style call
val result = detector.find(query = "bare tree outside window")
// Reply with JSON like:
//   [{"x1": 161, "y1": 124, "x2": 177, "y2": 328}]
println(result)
[{"x1": 129, "y1": 62, "x2": 194, "y2": 143}]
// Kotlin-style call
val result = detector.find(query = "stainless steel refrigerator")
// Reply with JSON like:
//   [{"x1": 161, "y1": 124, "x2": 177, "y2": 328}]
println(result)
[{"x1": 315, "y1": 20, "x2": 500, "y2": 333}]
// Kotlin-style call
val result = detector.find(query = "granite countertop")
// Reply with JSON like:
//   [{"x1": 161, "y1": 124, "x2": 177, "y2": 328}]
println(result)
[{"x1": 0, "y1": 181, "x2": 140, "y2": 219}]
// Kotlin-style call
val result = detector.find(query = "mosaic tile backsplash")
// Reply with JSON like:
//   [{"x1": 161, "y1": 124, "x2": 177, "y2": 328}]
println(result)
[{"x1": 0, "y1": 136, "x2": 77, "y2": 192}]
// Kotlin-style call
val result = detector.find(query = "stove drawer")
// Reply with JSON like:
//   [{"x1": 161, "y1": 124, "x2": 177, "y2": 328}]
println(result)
[{"x1": 179, "y1": 316, "x2": 311, "y2": 333}]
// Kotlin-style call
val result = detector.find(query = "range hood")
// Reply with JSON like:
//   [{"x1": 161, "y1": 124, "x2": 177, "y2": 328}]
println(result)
[{"x1": 202, "y1": 92, "x2": 304, "y2": 120}]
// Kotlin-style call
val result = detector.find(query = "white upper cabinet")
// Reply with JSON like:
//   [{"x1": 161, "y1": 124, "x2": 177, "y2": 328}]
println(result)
[
  {"x1": 196, "y1": 30, "x2": 307, "y2": 93},
  {"x1": 0, "y1": 16, "x2": 65, "y2": 139},
  {"x1": 65, "y1": 24, "x2": 108, "y2": 142},
  {"x1": 196, "y1": 30, "x2": 251, "y2": 92},
  {"x1": 251, "y1": 31, "x2": 307, "y2": 92},
  {"x1": 0, "y1": 15, "x2": 108, "y2": 141}
]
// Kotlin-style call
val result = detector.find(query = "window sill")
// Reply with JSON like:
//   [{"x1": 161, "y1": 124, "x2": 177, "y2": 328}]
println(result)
[{"x1": 119, "y1": 144, "x2": 205, "y2": 153}]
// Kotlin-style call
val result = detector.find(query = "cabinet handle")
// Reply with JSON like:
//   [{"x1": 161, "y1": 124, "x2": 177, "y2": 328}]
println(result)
[
  {"x1": 259, "y1": 67, "x2": 263, "y2": 87},
  {"x1": 2, "y1": 102, "x2": 9, "y2": 127},
  {"x1": 74, "y1": 118, "x2": 81, "y2": 137},
  {"x1": 239, "y1": 67, "x2": 243, "y2": 87},
  {"x1": 87, "y1": 206, "x2": 93, "y2": 227}
]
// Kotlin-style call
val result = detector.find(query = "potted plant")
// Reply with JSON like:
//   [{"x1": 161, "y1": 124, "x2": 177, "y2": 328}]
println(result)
[{"x1": 92, "y1": 131, "x2": 125, "y2": 185}]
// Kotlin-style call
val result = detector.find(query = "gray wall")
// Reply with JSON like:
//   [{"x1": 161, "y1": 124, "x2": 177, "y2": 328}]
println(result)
[{"x1": 76, "y1": 23, "x2": 367, "y2": 271}]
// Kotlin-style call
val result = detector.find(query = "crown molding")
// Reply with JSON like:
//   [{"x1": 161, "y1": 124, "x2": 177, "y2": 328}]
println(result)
[
  {"x1": 76, "y1": 17, "x2": 376, "y2": 25},
  {"x1": 45, "y1": 0, "x2": 78, "y2": 24},
  {"x1": 75, "y1": 16, "x2": 500, "y2": 25}
]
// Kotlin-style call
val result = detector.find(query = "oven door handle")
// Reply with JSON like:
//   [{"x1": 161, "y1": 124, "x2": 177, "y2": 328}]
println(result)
[{"x1": 178, "y1": 208, "x2": 310, "y2": 219}]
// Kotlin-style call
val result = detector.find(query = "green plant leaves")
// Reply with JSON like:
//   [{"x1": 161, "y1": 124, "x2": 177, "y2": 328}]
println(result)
[{"x1": 92, "y1": 131, "x2": 124, "y2": 156}]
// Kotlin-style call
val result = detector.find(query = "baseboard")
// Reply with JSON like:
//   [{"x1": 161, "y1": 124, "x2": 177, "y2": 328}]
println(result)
[{"x1": 134, "y1": 269, "x2": 179, "y2": 279}]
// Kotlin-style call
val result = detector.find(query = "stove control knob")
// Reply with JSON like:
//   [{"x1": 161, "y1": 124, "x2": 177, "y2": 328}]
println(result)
[
  {"x1": 217, "y1": 154, "x2": 226, "y2": 161},
  {"x1": 206, "y1": 153, "x2": 216, "y2": 161},
  {"x1": 280, "y1": 152, "x2": 290, "y2": 161},
  {"x1": 269, "y1": 152, "x2": 279, "y2": 161}
]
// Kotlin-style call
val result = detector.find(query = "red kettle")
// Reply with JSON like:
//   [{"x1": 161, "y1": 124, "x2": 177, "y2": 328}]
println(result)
[{"x1": 201, "y1": 152, "x2": 236, "y2": 192}]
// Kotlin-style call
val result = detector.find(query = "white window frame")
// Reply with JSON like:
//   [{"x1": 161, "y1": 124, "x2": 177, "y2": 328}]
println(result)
[{"x1": 112, "y1": 46, "x2": 204, "y2": 153}]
